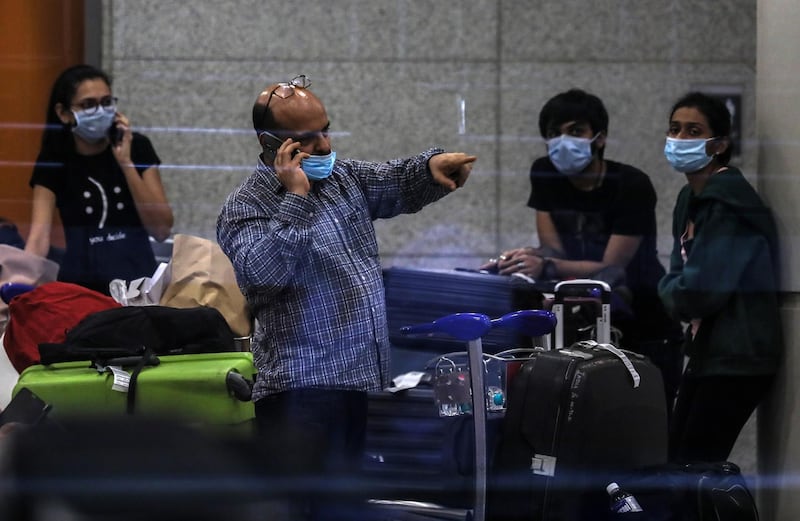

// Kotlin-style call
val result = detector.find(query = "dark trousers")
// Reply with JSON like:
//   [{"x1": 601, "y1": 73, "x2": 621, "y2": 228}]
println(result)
[
  {"x1": 254, "y1": 389, "x2": 368, "y2": 521},
  {"x1": 669, "y1": 373, "x2": 773, "y2": 463}
]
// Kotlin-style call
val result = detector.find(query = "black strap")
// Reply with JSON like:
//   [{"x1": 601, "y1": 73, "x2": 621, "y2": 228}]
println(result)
[{"x1": 124, "y1": 347, "x2": 159, "y2": 414}]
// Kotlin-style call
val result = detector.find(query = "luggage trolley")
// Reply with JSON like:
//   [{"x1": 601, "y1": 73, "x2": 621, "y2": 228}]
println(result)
[{"x1": 373, "y1": 309, "x2": 555, "y2": 521}]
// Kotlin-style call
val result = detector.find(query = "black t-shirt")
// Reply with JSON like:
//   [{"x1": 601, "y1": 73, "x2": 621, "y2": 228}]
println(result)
[
  {"x1": 528, "y1": 157, "x2": 672, "y2": 338},
  {"x1": 30, "y1": 132, "x2": 160, "y2": 294}
]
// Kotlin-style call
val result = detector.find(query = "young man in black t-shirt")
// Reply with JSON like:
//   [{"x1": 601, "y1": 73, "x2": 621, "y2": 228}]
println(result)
[{"x1": 483, "y1": 88, "x2": 682, "y2": 411}]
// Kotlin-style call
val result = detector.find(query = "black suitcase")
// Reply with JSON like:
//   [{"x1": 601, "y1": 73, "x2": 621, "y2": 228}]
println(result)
[
  {"x1": 488, "y1": 343, "x2": 668, "y2": 520},
  {"x1": 488, "y1": 280, "x2": 668, "y2": 521}
]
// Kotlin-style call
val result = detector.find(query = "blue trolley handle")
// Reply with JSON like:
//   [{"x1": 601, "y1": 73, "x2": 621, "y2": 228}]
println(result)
[
  {"x1": 490, "y1": 309, "x2": 557, "y2": 338},
  {"x1": 399, "y1": 312, "x2": 492, "y2": 341}
]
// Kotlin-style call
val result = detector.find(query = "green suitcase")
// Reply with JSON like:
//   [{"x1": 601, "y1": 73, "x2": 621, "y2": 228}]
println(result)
[{"x1": 12, "y1": 351, "x2": 256, "y2": 435}]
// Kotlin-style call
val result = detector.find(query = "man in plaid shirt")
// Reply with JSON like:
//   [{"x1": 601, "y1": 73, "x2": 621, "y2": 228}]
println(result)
[{"x1": 217, "y1": 75, "x2": 476, "y2": 520}]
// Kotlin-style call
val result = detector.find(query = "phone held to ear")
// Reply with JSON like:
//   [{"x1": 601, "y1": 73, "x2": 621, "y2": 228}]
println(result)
[
  {"x1": 262, "y1": 131, "x2": 298, "y2": 159},
  {"x1": 109, "y1": 122, "x2": 123, "y2": 145},
  {"x1": 0, "y1": 387, "x2": 52, "y2": 427}
]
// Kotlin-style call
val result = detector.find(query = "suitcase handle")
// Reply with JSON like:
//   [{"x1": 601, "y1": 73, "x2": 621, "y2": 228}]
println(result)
[
  {"x1": 101, "y1": 354, "x2": 161, "y2": 368},
  {"x1": 553, "y1": 279, "x2": 612, "y2": 302},
  {"x1": 225, "y1": 371, "x2": 253, "y2": 401},
  {"x1": 552, "y1": 279, "x2": 612, "y2": 347}
]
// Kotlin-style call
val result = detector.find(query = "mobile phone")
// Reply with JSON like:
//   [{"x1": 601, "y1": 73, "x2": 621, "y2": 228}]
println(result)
[
  {"x1": 108, "y1": 122, "x2": 123, "y2": 145},
  {"x1": 0, "y1": 387, "x2": 52, "y2": 426},
  {"x1": 260, "y1": 131, "x2": 298, "y2": 159}
]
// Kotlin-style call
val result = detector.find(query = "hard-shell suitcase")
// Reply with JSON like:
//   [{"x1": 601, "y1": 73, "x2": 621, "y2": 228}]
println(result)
[
  {"x1": 12, "y1": 351, "x2": 256, "y2": 434},
  {"x1": 488, "y1": 280, "x2": 669, "y2": 521}
]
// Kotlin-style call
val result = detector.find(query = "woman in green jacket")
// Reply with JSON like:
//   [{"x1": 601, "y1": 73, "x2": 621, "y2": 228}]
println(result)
[{"x1": 659, "y1": 92, "x2": 782, "y2": 463}]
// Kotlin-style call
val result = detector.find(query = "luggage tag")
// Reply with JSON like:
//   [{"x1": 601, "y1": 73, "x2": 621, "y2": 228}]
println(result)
[{"x1": 92, "y1": 364, "x2": 132, "y2": 393}]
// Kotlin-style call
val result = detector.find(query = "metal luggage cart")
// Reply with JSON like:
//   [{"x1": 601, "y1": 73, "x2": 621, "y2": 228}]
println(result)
[{"x1": 368, "y1": 309, "x2": 556, "y2": 521}]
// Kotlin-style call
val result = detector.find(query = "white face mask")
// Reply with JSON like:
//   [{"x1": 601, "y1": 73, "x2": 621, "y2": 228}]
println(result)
[
  {"x1": 301, "y1": 151, "x2": 337, "y2": 181},
  {"x1": 72, "y1": 107, "x2": 116, "y2": 143},
  {"x1": 663, "y1": 137, "x2": 715, "y2": 173},
  {"x1": 546, "y1": 134, "x2": 599, "y2": 176}
]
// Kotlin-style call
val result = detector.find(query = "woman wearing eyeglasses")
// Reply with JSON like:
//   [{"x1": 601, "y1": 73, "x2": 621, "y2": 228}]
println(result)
[
  {"x1": 658, "y1": 92, "x2": 782, "y2": 463},
  {"x1": 24, "y1": 64, "x2": 173, "y2": 295}
]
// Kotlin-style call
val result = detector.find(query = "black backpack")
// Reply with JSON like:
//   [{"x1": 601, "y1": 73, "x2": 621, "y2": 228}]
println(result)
[{"x1": 38, "y1": 305, "x2": 236, "y2": 365}]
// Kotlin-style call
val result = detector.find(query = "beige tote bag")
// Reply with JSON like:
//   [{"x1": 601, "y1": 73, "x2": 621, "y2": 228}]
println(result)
[{"x1": 159, "y1": 234, "x2": 252, "y2": 337}]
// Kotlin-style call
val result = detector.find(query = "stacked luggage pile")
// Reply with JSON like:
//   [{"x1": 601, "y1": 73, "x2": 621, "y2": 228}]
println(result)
[
  {"x1": 3, "y1": 282, "x2": 256, "y2": 436},
  {"x1": 369, "y1": 268, "x2": 759, "y2": 521}
]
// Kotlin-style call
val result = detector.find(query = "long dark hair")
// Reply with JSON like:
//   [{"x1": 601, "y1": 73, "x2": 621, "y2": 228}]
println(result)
[
  {"x1": 669, "y1": 92, "x2": 733, "y2": 165},
  {"x1": 39, "y1": 64, "x2": 112, "y2": 158}
]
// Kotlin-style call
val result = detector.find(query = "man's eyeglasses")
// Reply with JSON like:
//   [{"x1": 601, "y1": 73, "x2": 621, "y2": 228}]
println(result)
[
  {"x1": 264, "y1": 75, "x2": 312, "y2": 110},
  {"x1": 255, "y1": 75, "x2": 311, "y2": 132},
  {"x1": 73, "y1": 96, "x2": 118, "y2": 114}
]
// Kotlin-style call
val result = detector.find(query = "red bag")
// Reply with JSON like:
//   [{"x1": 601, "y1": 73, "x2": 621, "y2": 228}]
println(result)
[{"x1": 3, "y1": 282, "x2": 120, "y2": 373}]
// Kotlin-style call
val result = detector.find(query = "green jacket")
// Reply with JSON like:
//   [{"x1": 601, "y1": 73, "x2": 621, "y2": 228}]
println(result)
[{"x1": 658, "y1": 167, "x2": 782, "y2": 377}]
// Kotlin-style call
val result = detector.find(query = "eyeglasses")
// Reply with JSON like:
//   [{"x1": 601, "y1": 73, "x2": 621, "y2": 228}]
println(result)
[
  {"x1": 73, "y1": 96, "x2": 118, "y2": 114},
  {"x1": 264, "y1": 75, "x2": 312, "y2": 110},
  {"x1": 255, "y1": 75, "x2": 311, "y2": 132}
]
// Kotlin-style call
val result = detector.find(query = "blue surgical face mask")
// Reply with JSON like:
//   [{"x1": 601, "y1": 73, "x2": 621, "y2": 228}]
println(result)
[
  {"x1": 664, "y1": 137, "x2": 715, "y2": 173},
  {"x1": 72, "y1": 108, "x2": 116, "y2": 143},
  {"x1": 546, "y1": 134, "x2": 599, "y2": 176},
  {"x1": 301, "y1": 151, "x2": 336, "y2": 181}
]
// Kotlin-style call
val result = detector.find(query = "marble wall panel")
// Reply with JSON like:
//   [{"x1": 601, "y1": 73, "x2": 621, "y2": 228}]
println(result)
[
  {"x1": 109, "y1": 0, "x2": 497, "y2": 61},
  {"x1": 500, "y1": 0, "x2": 755, "y2": 65},
  {"x1": 110, "y1": 58, "x2": 499, "y2": 256}
]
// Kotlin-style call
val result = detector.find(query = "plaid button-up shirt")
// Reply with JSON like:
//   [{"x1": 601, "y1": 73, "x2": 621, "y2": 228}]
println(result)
[{"x1": 217, "y1": 148, "x2": 448, "y2": 401}]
